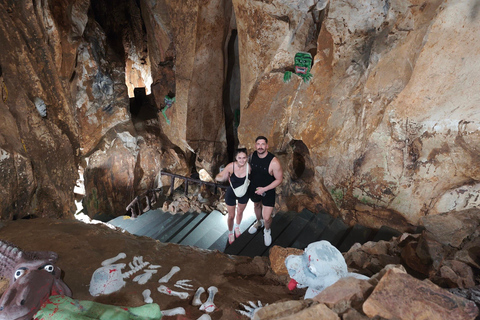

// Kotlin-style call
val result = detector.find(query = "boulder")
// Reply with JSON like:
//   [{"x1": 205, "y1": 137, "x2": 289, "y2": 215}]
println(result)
[
  {"x1": 313, "y1": 277, "x2": 373, "y2": 314},
  {"x1": 269, "y1": 245, "x2": 303, "y2": 276},
  {"x1": 363, "y1": 269, "x2": 479, "y2": 320},
  {"x1": 420, "y1": 209, "x2": 480, "y2": 248}
]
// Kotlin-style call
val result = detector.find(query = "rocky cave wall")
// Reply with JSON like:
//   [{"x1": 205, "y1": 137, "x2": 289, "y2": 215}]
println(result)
[
  {"x1": 236, "y1": 0, "x2": 480, "y2": 230},
  {"x1": 0, "y1": 0, "x2": 479, "y2": 231}
]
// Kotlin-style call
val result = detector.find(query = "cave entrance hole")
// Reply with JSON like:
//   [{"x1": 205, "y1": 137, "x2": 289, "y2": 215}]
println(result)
[{"x1": 289, "y1": 140, "x2": 314, "y2": 183}]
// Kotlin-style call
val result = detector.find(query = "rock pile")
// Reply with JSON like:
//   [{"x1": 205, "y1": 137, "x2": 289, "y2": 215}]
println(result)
[
  {"x1": 161, "y1": 185, "x2": 228, "y2": 215},
  {"x1": 264, "y1": 208, "x2": 480, "y2": 319}
]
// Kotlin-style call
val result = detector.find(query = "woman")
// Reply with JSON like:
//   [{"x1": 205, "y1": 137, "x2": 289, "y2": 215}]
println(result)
[{"x1": 215, "y1": 148, "x2": 251, "y2": 244}]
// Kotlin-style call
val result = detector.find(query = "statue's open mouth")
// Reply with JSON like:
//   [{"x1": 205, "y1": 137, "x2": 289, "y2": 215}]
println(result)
[{"x1": 295, "y1": 66, "x2": 308, "y2": 74}]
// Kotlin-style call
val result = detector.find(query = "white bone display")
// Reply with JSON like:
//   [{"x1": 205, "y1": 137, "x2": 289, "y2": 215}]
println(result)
[
  {"x1": 192, "y1": 287, "x2": 205, "y2": 306},
  {"x1": 158, "y1": 266, "x2": 180, "y2": 283},
  {"x1": 236, "y1": 300, "x2": 266, "y2": 319},
  {"x1": 174, "y1": 279, "x2": 193, "y2": 291},
  {"x1": 199, "y1": 286, "x2": 218, "y2": 313},
  {"x1": 142, "y1": 289, "x2": 153, "y2": 304},
  {"x1": 161, "y1": 307, "x2": 186, "y2": 316},
  {"x1": 101, "y1": 252, "x2": 126, "y2": 266},
  {"x1": 157, "y1": 285, "x2": 189, "y2": 299},
  {"x1": 133, "y1": 269, "x2": 158, "y2": 285}
]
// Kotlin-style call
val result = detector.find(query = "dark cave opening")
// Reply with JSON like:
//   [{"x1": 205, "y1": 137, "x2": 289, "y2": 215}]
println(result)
[
  {"x1": 223, "y1": 29, "x2": 240, "y2": 162},
  {"x1": 289, "y1": 140, "x2": 314, "y2": 182},
  {"x1": 129, "y1": 87, "x2": 157, "y2": 123}
]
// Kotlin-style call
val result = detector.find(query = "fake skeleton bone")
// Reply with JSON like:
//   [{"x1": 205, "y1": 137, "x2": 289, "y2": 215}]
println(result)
[
  {"x1": 101, "y1": 252, "x2": 126, "y2": 266},
  {"x1": 158, "y1": 266, "x2": 180, "y2": 283},
  {"x1": 197, "y1": 314, "x2": 212, "y2": 320},
  {"x1": 192, "y1": 287, "x2": 205, "y2": 306},
  {"x1": 174, "y1": 279, "x2": 193, "y2": 291},
  {"x1": 123, "y1": 256, "x2": 150, "y2": 278},
  {"x1": 161, "y1": 307, "x2": 185, "y2": 316},
  {"x1": 199, "y1": 286, "x2": 218, "y2": 313},
  {"x1": 89, "y1": 254, "x2": 159, "y2": 296},
  {"x1": 142, "y1": 289, "x2": 153, "y2": 304},
  {"x1": 133, "y1": 269, "x2": 158, "y2": 285},
  {"x1": 158, "y1": 285, "x2": 189, "y2": 299},
  {"x1": 236, "y1": 301, "x2": 267, "y2": 319}
]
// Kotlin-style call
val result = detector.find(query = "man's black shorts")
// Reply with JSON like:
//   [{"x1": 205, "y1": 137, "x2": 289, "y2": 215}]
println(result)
[{"x1": 249, "y1": 186, "x2": 275, "y2": 207}]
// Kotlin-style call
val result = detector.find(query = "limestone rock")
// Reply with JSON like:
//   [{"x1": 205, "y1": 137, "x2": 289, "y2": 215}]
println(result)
[
  {"x1": 84, "y1": 132, "x2": 138, "y2": 217},
  {"x1": 344, "y1": 240, "x2": 402, "y2": 276},
  {"x1": 253, "y1": 299, "x2": 316, "y2": 320},
  {"x1": 342, "y1": 308, "x2": 370, "y2": 320},
  {"x1": 313, "y1": 277, "x2": 373, "y2": 314},
  {"x1": 73, "y1": 19, "x2": 130, "y2": 155},
  {"x1": 269, "y1": 245, "x2": 303, "y2": 276},
  {"x1": 438, "y1": 260, "x2": 476, "y2": 289},
  {"x1": 420, "y1": 209, "x2": 480, "y2": 248},
  {"x1": 363, "y1": 269, "x2": 479, "y2": 320},
  {"x1": 274, "y1": 302, "x2": 340, "y2": 320}
]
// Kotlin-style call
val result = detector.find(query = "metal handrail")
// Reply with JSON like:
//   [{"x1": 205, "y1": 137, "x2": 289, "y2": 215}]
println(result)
[{"x1": 125, "y1": 172, "x2": 227, "y2": 218}]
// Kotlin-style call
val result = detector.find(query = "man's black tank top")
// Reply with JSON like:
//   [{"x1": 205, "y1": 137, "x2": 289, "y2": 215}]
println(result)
[{"x1": 250, "y1": 151, "x2": 275, "y2": 187}]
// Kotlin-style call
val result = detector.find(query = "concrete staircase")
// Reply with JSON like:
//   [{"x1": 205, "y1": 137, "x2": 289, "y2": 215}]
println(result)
[{"x1": 108, "y1": 208, "x2": 401, "y2": 256}]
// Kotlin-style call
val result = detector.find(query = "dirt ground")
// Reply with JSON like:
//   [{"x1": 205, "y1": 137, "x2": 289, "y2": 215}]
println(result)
[{"x1": 0, "y1": 218, "x2": 303, "y2": 319}]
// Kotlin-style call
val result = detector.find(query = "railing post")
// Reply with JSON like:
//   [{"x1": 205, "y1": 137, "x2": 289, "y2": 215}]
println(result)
[
  {"x1": 184, "y1": 179, "x2": 189, "y2": 196},
  {"x1": 170, "y1": 176, "x2": 175, "y2": 195},
  {"x1": 137, "y1": 196, "x2": 143, "y2": 216},
  {"x1": 145, "y1": 193, "x2": 151, "y2": 211}
]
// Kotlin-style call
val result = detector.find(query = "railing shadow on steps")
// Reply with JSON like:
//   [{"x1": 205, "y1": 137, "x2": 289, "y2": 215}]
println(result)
[{"x1": 125, "y1": 171, "x2": 228, "y2": 218}]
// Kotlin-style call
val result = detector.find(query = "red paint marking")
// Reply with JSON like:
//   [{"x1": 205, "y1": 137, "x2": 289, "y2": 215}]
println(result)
[{"x1": 109, "y1": 268, "x2": 117, "y2": 273}]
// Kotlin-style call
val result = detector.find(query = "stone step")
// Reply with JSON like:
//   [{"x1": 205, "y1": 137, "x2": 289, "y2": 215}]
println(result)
[
  {"x1": 168, "y1": 212, "x2": 207, "y2": 244},
  {"x1": 148, "y1": 213, "x2": 184, "y2": 239},
  {"x1": 268, "y1": 209, "x2": 315, "y2": 251},
  {"x1": 289, "y1": 210, "x2": 333, "y2": 250},
  {"x1": 318, "y1": 217, "x2": 349, "y2": 247},
  {"x1": 156, "y1": 213, "x2": 197, "y2": 243},
  {"x1": 338, "y1": 224, "x2": 373, "y2": 253},
  {"x1": 236, "y1": 212, "x2": 296, "y2": 258},
  {"x1": 181, "y1": 210, "x2": 225, "y2": 247},
  {"x1": 206, "y1": 213, "x2": 256, "y2": 251},
  {"x1": 142, "y1": 211, "x2": 177, "y2": 238}
]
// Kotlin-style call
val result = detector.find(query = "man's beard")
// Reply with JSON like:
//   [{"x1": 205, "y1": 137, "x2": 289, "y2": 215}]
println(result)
[{"x1": 257, "y1": 148, "x2": 266, "y2": 154}]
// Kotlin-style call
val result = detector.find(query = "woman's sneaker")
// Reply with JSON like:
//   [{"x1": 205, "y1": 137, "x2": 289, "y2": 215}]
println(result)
[
  {"x1": 234, "y1": 225, "x2": 241, "y2": 238},
  {"x1": 248, "y1": 220, "x2": 264, "y2": 234},
  {"x1": 228, "y1": 232, "x2": 235, "y2": 244}
]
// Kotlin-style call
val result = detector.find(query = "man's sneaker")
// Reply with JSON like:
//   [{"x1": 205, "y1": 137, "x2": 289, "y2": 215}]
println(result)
[
  {"x1": 248, "y1": 220, "x2": 264, "y2": 234},
  {"x1": 228, "y1": 232, "x2": 235, "y2": 245},
  {"x1": 234, "y1": 225, "x2": 241, "y2": 238},
  {"x1": 264, "y1": 228, "x2": 272, "y2": 246}
]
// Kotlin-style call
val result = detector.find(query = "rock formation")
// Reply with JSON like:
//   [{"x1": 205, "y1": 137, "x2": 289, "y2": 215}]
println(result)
[{"x1": 0, "y1": 0, "x2": 479, "y2": 232}]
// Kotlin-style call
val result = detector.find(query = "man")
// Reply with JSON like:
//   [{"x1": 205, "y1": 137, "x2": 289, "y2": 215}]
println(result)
[{"x1": 248, "y1": 136, "x2": 283, "y2": 246}]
